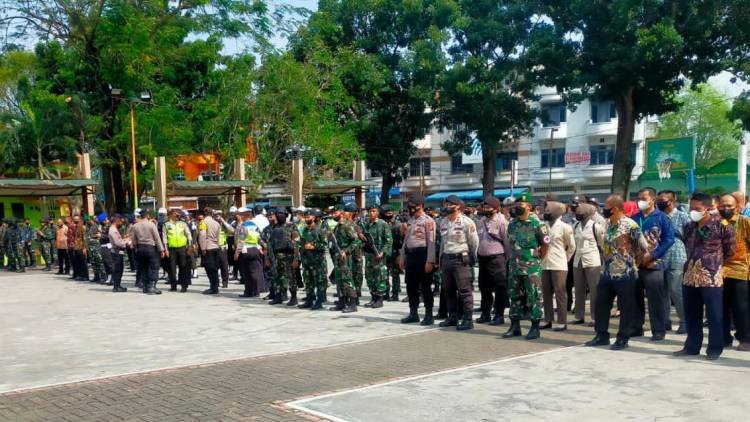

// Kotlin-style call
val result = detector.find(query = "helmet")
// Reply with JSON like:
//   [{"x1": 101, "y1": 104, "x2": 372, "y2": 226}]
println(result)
[
  {"x1": 229, "y1": 206, "x2": 238, "y2": 213},
  {"x1": 158, "y1": 207, "x2": 167, "y2": 214},
  {"x1": 343, "y1": 203, "x2": 357, "y2": 213},
  {"x1": 310, "y1": 207, "x2": 323, "y2": 218}
]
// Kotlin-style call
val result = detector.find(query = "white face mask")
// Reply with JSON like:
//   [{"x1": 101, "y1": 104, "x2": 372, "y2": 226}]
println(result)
[
  {"x1": 689, "y1": 210, "x2": 705, "y2": 222},
  {"x1": 637, "y1": 200, "x2": 650, "y2": 211}
]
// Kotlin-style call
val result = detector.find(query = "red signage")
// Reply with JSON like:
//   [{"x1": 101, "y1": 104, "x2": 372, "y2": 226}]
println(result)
[{"x1": 565, "y1": 151, "x2": 591, "y2": 165}]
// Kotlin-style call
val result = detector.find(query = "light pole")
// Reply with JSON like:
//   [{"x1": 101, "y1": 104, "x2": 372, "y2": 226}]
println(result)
[
  {"x1": 112, "y1": 88, "x2": 152, "y2": 209},
  {"x1": 547, "y1": 127, "x2": 558, "y2": 194}
]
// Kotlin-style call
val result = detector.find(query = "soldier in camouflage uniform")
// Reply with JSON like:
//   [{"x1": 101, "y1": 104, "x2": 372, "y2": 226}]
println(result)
[
  {"x1": 381, "y1": 206, "x2": 402, "y2": 301},
  {"x1": 351, "y1": 211, "x2": 365, "y2": 305},
  {"x1": 86, "y1": 217, "x2": 107, "y2": 283},
  {"x1": 268, "y1": 209, "x2": 298, "y2": 306},
  {"x1": 5, "y1": 220, "x2": 24, "y2": 272},
  {"x1": 37, "y1": 219, "x2": 56, "y2": 271},
  {"x1": 360, "y1": 205, "x2": 393, "y2": 308},
  {"x1": 296, "y1": 208, "x2": 329, "y2": 310},
  {"x1": 329, "y1": 203, "x2": 362, "y2": 313},
  {"x1": 20, "y1": 219, "x2": 36, "y2": 268},
  {"x1": 502, "y1": 193, "x2": 551, "y2": 341},
  {"x1": 0, "y1": 221, "x2": 7, "y2": 270}
]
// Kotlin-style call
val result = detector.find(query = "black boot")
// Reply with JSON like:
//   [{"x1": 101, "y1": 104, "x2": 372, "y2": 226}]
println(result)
[
  {"x1": 286, "y1": 290, "x2": 298, "y2": 306},
  {"x1": 342, "y1": 296, "x2": 358, "y2": 313},
  {"x1": 475, "y1": 311, "x2": 491, "y2": 324},
  {"x1": 298, "y1": 293, "x2": 313, "y2": 309},
  {"x1": 371, "y1": 295, "x2": 384, "y2": 309},
  {"x1": 457, "y1": 311, "x2": 474, "y2": 331},
  {"x1": 420, "y1": 307, "x2": 434, "y2": 326},
  {"x1": 146, "y1": 281, "x2": 162, "y2": 295},
  {"x1": 329, "y1": 296, "x2": 346, "y2": 311},
  {"x1": 439, "y1": 314, "x2": 458, "y2": 328},
  {"x1": 401, "y1": 309, "x2": 420, "y2": 323},
  {"x1": 526, "y1": 320, "x2": 541, "y2": 340},
  {"x1": 489, "y1": 311, "x2": 505, "y2": 326},
  {"x1": 170, "y1": 282, "x2": 177, "y2": 292},
  {"x1": 112, "y1": 279, "x2": 127, "y2": 293},
  {"x1": 390, "y1": 293, "x2": 399, "y2": 302},
  {"x1": 312, "y1": 288, "x2": 326, "y2": 310},
  {"x1": 502, "y1": 319, "x2": 522, "y2": 338}
]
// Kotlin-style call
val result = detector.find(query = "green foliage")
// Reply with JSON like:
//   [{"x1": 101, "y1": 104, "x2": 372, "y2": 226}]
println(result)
[
  {"x1": 730, "y1": 91, "x2": 750, "y2": 132},
  {"x1": 658, "y1": 84, "x2": 741, "y2": 168}
]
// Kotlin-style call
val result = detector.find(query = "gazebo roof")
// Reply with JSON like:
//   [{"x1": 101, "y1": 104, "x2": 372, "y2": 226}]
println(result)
[
  {"x1": 0, "y1": 179, "x2": 95, "y2": 196},
  {"x1": 167, "y1": 180, "x2": 255, "y2": 197}
]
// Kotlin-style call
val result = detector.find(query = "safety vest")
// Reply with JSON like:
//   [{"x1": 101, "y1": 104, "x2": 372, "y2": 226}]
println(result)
[
  {"x1": 166, "y1": 221, "x2": 188, "y2": 248},
  {"x1": 245, "y1": 229, "x2": 260, "y2": 246},
  {"x1": 219, "y1": 227, "x2": 227, "y2": 246}
]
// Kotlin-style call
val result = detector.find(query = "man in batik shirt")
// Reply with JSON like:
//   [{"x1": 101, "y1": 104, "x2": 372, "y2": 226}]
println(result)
[{"x1": 674, "y1": 192, "x2": 735, "y2": 361}]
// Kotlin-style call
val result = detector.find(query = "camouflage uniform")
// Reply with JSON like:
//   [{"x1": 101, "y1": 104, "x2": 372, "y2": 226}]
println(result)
[
  {"x1": 351, "y1": 223, "x2": 365, "y2": 298},
  {"x1": 507, "y1": 214, "x2": 550, "y2": 321},
  {"x1": 5, "y1": 223, "x2": 24, "y2": 272},
  {"x1": 87, "y1": 223, "x2": 107, "y2": 281},
  {"x1": 20, "y1": 223, "x2": 36, "y2": 267},
  {"x1": 296, "y1": 222, "x2": 328, "y2": 308},
  {"x1": 0, "y1": 223, "x2": 7, "y2": 269},
  {"x1": 39, "y1": 223, "x2": 56, "y2": 270},
  {"x1": 333, "y1": 220, "x2": 362, "y2": 300},
  {"x1": 269, "y1": 223, "x2": 296, "y2": 299},
  {"x1": 386, "y1": 218, "x2": 403, "y2": 297},
  {"x1": 364, "y1": 219, "x2": 393, "y2": 301}
]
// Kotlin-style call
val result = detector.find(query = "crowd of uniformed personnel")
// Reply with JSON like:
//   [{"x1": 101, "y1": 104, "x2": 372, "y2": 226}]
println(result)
[{"x1": 3, "y1": 187, "x2": 750, "y2": 360}]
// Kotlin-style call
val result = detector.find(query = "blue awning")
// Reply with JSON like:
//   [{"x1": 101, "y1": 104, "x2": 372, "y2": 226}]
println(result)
[
  {"x1": 366, "y1": 186, "x2": 401, "y2": 198},
  {"x1": 425, "y1": 187, "x2": 527, "y2": 203}
]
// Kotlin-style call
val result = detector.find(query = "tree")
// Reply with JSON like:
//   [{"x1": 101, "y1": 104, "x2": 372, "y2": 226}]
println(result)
[
  {"x1": 658, "y1": 84, "x2": 741, "y2": 168},
  {"x1": 730, "y1": 91, "x2": 750, "y2": 132},
  {"x1": 534, "y1": 0, "x2": 741, "y2": 196},
  {"x1": 293, "y1": 0, "x2": 454, "y2": 204},
  {"x1": 437, "y1": 0, "x2": 541, "y2": 197}
]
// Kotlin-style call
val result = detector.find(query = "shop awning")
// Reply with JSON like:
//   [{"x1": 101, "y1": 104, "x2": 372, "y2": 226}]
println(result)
[
  {"x1": 0, "y1": 179, "x2": 96, "y2": 196},
  {"x1": 366, "y1": 186, "x2": 401, "y2": 198},
  {"x1": 167, "y1": 180, "x2": 255, "y2": 196},
  {"x1": 425, "y1": 187, "x2": 527, "y2": 203}
]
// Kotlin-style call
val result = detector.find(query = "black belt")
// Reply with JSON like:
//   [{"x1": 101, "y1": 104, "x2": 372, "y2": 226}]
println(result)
[
  {"x1": 405, "y1": 247, "x2": 427, "y2": 254},
  {"x1": 442, "y1": 252, "x2": 467, "y2": 259},
  {"x1": 478, "y1": 253, "x2": 505, "y2": 258},
  {"x1": 274, "y1": 249, "x2": 293, "y2": 254}
]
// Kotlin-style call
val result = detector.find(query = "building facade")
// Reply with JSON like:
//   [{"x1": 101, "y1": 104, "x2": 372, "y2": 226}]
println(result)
[{"x1": 388, "y1": 87, "x2": 659, "y2": 203}]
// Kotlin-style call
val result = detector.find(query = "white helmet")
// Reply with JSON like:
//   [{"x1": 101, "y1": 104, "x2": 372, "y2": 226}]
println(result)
[
  {"x1": 158, "y1": 207, "x2": 167, "y2": 214},
  {"x1": 229, "y1": 206, "x2": 238, "y2": 213}
]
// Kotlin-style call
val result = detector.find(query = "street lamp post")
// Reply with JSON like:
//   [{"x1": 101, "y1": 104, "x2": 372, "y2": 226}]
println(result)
[
  {"x1": 547, "y1": 127, "x2": 558, "y2": 194},
  {"x1": 111, "y1": 88, "x2": 152, "y2": 209}
]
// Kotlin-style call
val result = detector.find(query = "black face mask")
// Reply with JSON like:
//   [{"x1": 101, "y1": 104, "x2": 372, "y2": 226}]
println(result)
[
  {"x1": 602, "y1": 208, "x2": 614, "y2": 219},
  {"x1": 543, "y1": 213, "x2": 552, "y2": 221},
  {"x1": 441, "y1": 206, "x2": 457, "y2": 216},
  {"x1": 333, "y1": 215, "x2": 341, "y2": 222},
  {"x1": 719, "y1": 208, "x2": 735, "y2": 220},
  {"x1": 512, "y1": 205, "x2": 526, "y2": 218},
  {"x1": 575, "y1": 214, "x2": 586, "y2": 222},
  {"x1": 383, "y1": 214, "x2": 394, "y2": 221},
  {"x1": 408, "y1": 207, "x2": 418, "y2": 216},
  {"x1": 656, "y1": 200, "x2": 670, "y2": 211}
]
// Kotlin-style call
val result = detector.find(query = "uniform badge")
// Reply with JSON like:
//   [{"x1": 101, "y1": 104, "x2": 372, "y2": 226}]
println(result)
[{"x1": 543, "y1": 235, "x2": 551, "y2": 244}]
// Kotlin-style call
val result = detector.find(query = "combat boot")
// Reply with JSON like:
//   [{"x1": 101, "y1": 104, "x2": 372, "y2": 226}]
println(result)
[
  {"x1": 298, "y1": 295, "x2": 313, "y2": 309},
  {"x1": 457, "y1": 311, "x2": 474, "y2": 331},
  {"x1": 475, "y1": 311, "x2": 491, "y2": 324},
  {"x1": 343, "y1": 296, "x2": 358, "y2": 313},
  {"x1": 146, "y1": 281, "x2": 162, "y2": 295},
  {"x1": 390, "y1": 293, "x2": 399, "y2": 302},
  {"x1": 420, "y1": 307, "x2": 434, "y2": 326},
  {"x1": 502, "y1": 319, "x2": 522, "y2": 338},
  {"x1": 401, "y1": 309, "x2": 420, "y2": 324},
  {"x1": 112, "y1": 279, "x2": 127, "y2": 293},
  {"x1": 44, "y1": 264, "x2": 51, "y2": 271},
  {"x1": 329, "y1": 297, "x2": 346, "y2": 311},
  {"x1": 371, "y1": 295, "x2": 384, "y2": 309},
  {"x1": 526, "y1": 320, "x2": 541, "y2": 340},
  {"x1": 439, "y1": 313, "x2": 458, "y2": 328},
  {"x1": 364, "y1": 297, "x2": 376, "y2": 308},
  {"x1": 286, "y1": 290, "x2": 298, "y2": 307},
  {"x1": 489, "y1": 313, "x2": 505, "y2": 326},
  {"x1": 269, "y1": 295, "x2": 283, "y2": 305}
]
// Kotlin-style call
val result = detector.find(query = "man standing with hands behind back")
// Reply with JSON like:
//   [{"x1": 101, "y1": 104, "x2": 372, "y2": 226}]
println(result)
[{"x1": 398, "y1": 194, "x2": 437, "y2": 326}]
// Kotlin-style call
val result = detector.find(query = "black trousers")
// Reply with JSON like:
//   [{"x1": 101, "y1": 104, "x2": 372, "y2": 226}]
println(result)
[
  {"x1": 58, "y1": 249, "x2": 71, "y2": 274},
  {"x1": 219, "y1": 248, "x2": 229, "y2": 283},
  {"x1": 594, "y1": 275, "x2": 637, "y2": 342},
  {"x1": 684, "y1": 285, "x2": 724, "y2": 355},
  {"x1": 405, "y1": 247, "x2": 433, "y2": 312},
  {"x1": 478, "y1": 254, "x2": 507, "y2": 316},
  {"x1": 441, "y1": 254, "x2": 473, "y2": 316},
  {"x1": 636, "y1": 269, "x2": 668, "y2": 336},
  {"x1": 101, "y1": 247, "x2": 113, "y2": 275},
  {"x1": 723, "y1": 278, "x2": 750, "y2": 344},
  {"x1": 566, "y1": 257, "x2": 575, "y2": 311},
  {"x1": 168, "y1": 247, "x2": 191, "y2": 288},
  {"x1": 136, "y1": 245, "x2": 160, "y2": 291},
  {"x1": 240, "y1": 249, "x2": 263, "y2": 296},
  {"x1": 202, "y1": 249, "x2": 221, "y2": 292},
  {"x1": 72, "y1": 250, "x2": 88, "y2": 280},
  {"x1": 111, "y1": 252, "x2": 124, "y2": 287},
  {"x1": 127, "y1": 248, "x2": 136, "y2": 271}
]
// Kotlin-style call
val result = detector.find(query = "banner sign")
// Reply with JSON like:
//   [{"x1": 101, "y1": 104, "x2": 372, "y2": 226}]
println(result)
[{"x1": 565, "y1": 151, "x2": 591, "y2": 165}]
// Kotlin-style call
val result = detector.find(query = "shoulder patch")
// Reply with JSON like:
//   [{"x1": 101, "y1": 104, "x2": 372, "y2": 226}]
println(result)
[{"x1": 427, "y1": 220, "x2": 435, "y2": 231}]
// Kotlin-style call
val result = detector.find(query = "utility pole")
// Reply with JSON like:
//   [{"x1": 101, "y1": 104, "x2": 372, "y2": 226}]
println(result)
[
  {"x1": 740, "y1": 132, "x2": 749, "y2": 195},
  {"x1": 129, "y1": 103, "x2": 138, "y2": 209},
  {"x1": 547, "y1": 127, "x2": 558, "y2": 194}
]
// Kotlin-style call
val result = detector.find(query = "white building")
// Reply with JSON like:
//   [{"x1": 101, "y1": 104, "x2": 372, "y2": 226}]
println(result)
[{"x1": 386, "y1": 87, "x2": 659, "y2": 203}]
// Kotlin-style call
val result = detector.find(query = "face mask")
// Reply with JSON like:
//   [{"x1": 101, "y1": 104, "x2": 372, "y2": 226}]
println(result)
[
  {"x1": 441, "y1": 206, "x2": 457, "y2": 216},
  {"x1": 690, "y1": 210, "x2": 705, "y2": 222},
  {"x1": 542, "y1": 213, "x2": 552, "y2": 221},
  {"x1": 637, "y1": 200, "x2": 650, "y2": 211},
  {"x1": 408, "y1": 207, "x2": 418, "y2": 216},
  {"x1": 656, "y1": 200, "x2": 669, "y2": 211},
  {"x1": 602, "y1": 208, "x2": 614, "y2": 219},
  {"x1": 719, "y1": 208, "x2": 735, "y2": 220},
  {"x1": 383, "y1": 214, "x2": 394, "y2": 221},
  {"x1": 575, "y1": 214, "x2": 585, "y2": 222},
  {"x1": 513, "y1": 205, "x2": 526, "y2": 218},
  {"x1": 333, "y1": 216, "x2": 341, "y2": 222}
]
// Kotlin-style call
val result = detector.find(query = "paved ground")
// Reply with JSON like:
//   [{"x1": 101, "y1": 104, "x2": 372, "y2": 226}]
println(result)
[{"x1": 1, "y1": 268, "x2": 748, "y2": 421}]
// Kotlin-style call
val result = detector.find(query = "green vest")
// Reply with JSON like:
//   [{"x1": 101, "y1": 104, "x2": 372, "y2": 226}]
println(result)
[
  {"x1": 245, "y1": 229, "x2": 260, "y2": 246},
  {"x1": 166, "y1": 221, "x2": 188, "y2": 248},
  {"x1": 219, "y1": 227, "x2": 227, "y2": 246}
]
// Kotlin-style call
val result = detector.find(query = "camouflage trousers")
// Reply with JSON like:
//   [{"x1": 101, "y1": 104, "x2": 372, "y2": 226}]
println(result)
[
  {"x1": 352, "y1": 249, "x2": 364, "y2": 293},
  {"x1": 272, "y1": 252, "x2": 294, "y2": 292},
  {"x1": 40, "y1": 241, "x2": 53, "y2": 267},
  {"x1": 365, "y1": 253, "x2": 388, "y2": 297},
  {"x1": 334, "y1": 253, "x2": 355, "y2": 298},
  {"x1": 508, "y1": 271, "x2": 542, "y2": 321},
  {"x1": 88, "y1": 240, "x2": 106, "y2": 278},
  {"x1": 22, "y1": 241, "x2": 36, "y2": 267},
  {"x1": 6, "y1": 242, "x2": 24, "y2": 270},
  {"x1": 386, "y1": 254, "x2": 402, "y2": 294},
  {"x1": 302, "y1": 256, "x2": 327, "y2": 297}
]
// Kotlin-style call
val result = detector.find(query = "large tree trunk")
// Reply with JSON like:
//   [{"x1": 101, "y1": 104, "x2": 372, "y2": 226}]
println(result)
[
  {"x1": 481, "y1": 142, "x2": 498, "y2": 197},
  {"x1": 612, "y1": 87, "x2": 637, "y2": 198},
  {"x1": 380, "y1": 171, "x2": 396, "y2": 205}
]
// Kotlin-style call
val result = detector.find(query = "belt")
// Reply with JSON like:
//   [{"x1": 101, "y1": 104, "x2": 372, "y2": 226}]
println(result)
[
  {"x1": 405, "y1": 247, "x2": 427, "y2": 254},
  {"x1": 478, "y1": 252, "x2": 505, "y2": 258},
  {"x1": 442, "y1": 252, "x2": 467, "y2": 260}
]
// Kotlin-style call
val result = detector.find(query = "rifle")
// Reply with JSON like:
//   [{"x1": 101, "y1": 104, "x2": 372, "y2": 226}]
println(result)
[
  {"x1": 322, "y1": 217, "x2": 343, "y2": 260},
  {"x1": 357, "y1": 220, "x2": 381, "y2": 257}
]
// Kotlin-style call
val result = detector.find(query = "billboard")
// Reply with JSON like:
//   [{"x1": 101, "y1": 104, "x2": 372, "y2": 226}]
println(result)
[
  {"x1": 461, "y1": 136, "x2": 483, "y2": 165},
  {"x1": 645, "y1": 136, "x2": 695, "y2": 180}
]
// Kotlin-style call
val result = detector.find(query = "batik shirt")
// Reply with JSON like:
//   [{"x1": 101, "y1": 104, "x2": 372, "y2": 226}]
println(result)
[
  {"x1": 600, "y1": 216, "x2": 647, "y2": 281},
  {"x1": 633, "y1": 209, "x2": 675, "y2": 270},
  {"x1": 664, "y1": 208, "x2": 689, "y2": 269},
  {"x1": 723, "y1": 214, "x2": 750, "y2": 281},
  {"x1": 684, "y1": 214, "x2": 735, "y2": 288},
  {"x1": 508, "y1": 214, "x2": 550, "y2": 276}
]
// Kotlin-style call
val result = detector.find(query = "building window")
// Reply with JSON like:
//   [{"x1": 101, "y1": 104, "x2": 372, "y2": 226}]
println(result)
[
  {"x1": 541, "y1": 148, "x2": 565, "y2": 168},
  {"x1": 0, "y1": 203, "x2": 4, "y2": 219},
  {"x1": 496, "y1": 151, "x2": 518, "y2": 171},
  {"x1": 11, "y1": 203, "x2": 24, "y2": 219},
  {"x1": 199, "y1": 171, "x2": 223, "y2": 181},
  {"x1": 591, "y1": 101, "x2": 617, "y2": 123},
  {"x1": 409, "y1": 157, "x2": 431, "y2": 177},
  {"x1": 173, "y1": 171, "x2": 186, "y2": 181},
  {"x1": 590, "y1": 145, "x2": 615, "y2": 165},
  {"x1": 541, "y1": 102, "x2": 566, "y2": 126},
  {"x1": 450, "y1": 154, "x2": 473, "y2": 174}
]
